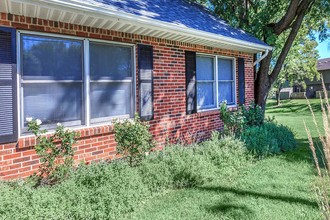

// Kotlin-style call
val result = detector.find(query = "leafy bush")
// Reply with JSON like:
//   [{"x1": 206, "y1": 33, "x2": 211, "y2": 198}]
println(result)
[
  {"x1": 219, "y1": 101, "x2": 264, "y2": 135},
  {"x1": 241, "y1": 122, "x2": 296, "y2": 157},
  {"x1": 113, "y1": 115, "x2": 154, "y2": 166},
  {"x1": 241, "y1": 101, "x2": 264, "y2": 127},
  {"x1": 27, "y1": 119, "x2": 79, "y2": 185},
  {"x1": 219, "y1": 102, "x2": 246, "y2": 135},
  {"x1": 0, "y1": 134, "x2": 251, "y2": 219}
]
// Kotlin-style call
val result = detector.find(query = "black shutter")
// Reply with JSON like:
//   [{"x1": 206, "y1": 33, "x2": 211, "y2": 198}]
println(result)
[
  {"x1": 138, "y1": 44, "x2": 154, "y2": 121},
  {"x1": 0, "y1": 27, "x2": 18, "y2": 144},
  {"x1": 185, "y1": 51, "x2": 197, "y2": 114},
  {"x1": 238, "y1": 58, "x2": 245, "y2": 105}
]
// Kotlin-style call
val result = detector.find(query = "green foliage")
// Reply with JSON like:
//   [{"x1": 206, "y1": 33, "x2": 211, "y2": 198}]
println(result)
[
  {"x1": 0, "y1": 134, "x2": 251, "y2": 220},
  {"x1": 113, "y1": 115, "x2": 154, "y2": 166},
  {"x1": 27, "y1": 119, "x2": 79, "y2": 185},
  {"x1": 241, "y1": 101, "x2": 264, "y2": 127},
  {"x1": 241, "y1": 121, "x2": 297, "y2": 157},
  {"x1": 219, "y1": 102, "x2": 245, "y2": 135},
  {"x1": 219, "y1": 101, "x2": 264, "y2": 135}
]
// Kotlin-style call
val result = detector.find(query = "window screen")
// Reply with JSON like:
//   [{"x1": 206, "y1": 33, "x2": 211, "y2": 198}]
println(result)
[{"x1": 90, "y1": 42, "x2": 133, "y2": 122}]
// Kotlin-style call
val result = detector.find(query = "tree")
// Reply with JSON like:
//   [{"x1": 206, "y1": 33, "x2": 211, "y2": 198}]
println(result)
[
  {"x1": 272, "y1": 29, "x2": 319, "y2": 105},
  {"x1": 192, "y1": 0, "x2": 330, "y2": 109}
]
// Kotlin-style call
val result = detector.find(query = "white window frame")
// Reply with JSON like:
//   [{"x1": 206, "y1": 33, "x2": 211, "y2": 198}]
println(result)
[
  {"x1": 196, "y1": 53, "x2": 237, "y2": 112},
  {"x1": 17, "y1": 30, "x2": 136, "y2": 136}
]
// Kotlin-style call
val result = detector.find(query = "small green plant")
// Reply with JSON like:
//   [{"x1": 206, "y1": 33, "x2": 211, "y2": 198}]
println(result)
[
  {"x1": 219, "y1": 101, "x2": 264, "y2": 136},
  {"x1": 219, "y1": 102, "x2": 245, "y2": 135},
  {"x1": 241, "y1": 101, "x2": 264, "y2": 127},
  {"x1": 113, "y1": 115, "x2": 154, "y2": 166},
  {"x1": 27, "y1": 118, "x2": 79, "y2": 185}
]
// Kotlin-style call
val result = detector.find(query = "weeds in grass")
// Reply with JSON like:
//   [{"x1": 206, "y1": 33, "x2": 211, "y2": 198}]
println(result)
[{"x1": 305, "y1": 76, "x2": 330, "y2": 219}]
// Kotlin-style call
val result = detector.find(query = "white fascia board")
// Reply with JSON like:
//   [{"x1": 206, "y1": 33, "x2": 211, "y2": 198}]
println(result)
[{"x1": 15, "y1": 0, "x2": 273, "y2": 53}]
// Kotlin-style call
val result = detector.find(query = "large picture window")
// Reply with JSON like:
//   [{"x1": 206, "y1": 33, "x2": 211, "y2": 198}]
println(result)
[
  {"x1": 20, "y1": 33, "x2": 135, "y2": 131},
  {"x1": 196, "y1": 54, "x2": 236, "y2": 110}
]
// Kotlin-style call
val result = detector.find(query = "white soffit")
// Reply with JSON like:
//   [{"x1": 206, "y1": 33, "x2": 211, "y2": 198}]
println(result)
[{"x1": 1, "y1": 0, "x2": 272, "y2": 53}]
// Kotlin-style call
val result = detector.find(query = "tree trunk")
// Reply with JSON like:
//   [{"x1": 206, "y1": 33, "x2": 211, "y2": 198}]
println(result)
[
  {"x1": 276, "y1": 84, "x2": 283, "y2": 106},
  {"x1": 276, "y1": 91, "x2": 280, "y2": 106},
  {"x1": 254, "y1": 51, "x2": 272, "y2": 111}
]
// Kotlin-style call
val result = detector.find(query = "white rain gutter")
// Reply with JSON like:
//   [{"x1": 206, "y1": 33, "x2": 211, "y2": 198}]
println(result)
[
  {"x1": 253, "y1": 49, "x2": 269, "y2": 66},
  {"x1": 15, "y1": 0, "x2": 273, "y2": 53}
]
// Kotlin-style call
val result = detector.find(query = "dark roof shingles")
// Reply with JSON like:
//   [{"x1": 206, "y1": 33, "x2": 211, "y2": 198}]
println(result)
[{"x1": 85, "y1": 0, "x2": 268, "y2": 46}]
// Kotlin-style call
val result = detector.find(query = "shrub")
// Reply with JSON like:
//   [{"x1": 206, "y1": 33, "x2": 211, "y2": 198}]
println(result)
[
  {"x1": 219, "y1": 101, "x2": 264, "y2": 135},
  {"x1": 241, "y1": 101, "x2": 264, "y2": 127},
  {"x1": 219, "y1": 102, "x2": 245, "y2": 135},
  {"x1": 241, "y1": 122, "x2": 296, "y2": 157},
  {"x1": 113, "y1": 115, "x2": 154, "y2": 166},
  {"x1": 27, "y1": 119, "x2": 79, "y2": 185}
]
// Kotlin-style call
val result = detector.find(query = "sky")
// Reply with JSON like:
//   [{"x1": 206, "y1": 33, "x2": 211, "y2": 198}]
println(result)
[{"x1": 317, "y1": 38, "x2": 330, "y2": 59}]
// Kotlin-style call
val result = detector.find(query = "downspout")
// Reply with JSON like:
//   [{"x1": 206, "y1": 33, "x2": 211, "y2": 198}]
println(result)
[
  {"x1": 253, "y1": 49, "x2": 269, "y2": 80},
  {"x1": 253, "y1": 49, "x2": 269, "y2": 66}
]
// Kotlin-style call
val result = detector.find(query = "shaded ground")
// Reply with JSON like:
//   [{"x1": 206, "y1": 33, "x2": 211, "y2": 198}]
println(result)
[{"x1": 124, "y1": 99, "x2": 322, "y2": 220}]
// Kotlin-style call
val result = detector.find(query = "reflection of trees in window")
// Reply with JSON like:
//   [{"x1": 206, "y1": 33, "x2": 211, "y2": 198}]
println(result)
[{"x1": 22, "y1": 37, "x2": 83, "y2": 80}]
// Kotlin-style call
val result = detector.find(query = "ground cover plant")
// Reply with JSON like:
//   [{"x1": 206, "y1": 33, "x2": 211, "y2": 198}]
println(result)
[{"x1": 0, "y1": 133, "x2": 250, "y2": 220}]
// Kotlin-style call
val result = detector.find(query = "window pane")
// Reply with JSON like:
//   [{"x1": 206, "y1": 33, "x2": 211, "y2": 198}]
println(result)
[
  {"x1": 196, "y1": 56, "x2": 214, "y2": 80},
  {"x1": 218, "y1": 58, "x2": 233, "y2": 80},
  {"x1": 90, "y1": 43, "x2": 132, "y2": 80},
  {"x1": 90, "y1": 82, "x2": 132, "y2": 119},
  {"x1": 22, "y1": 35, "x2": 83, "y2": 80},
  {"x1": 197, "y1": 82, "x2": 215, "y2": 109},
  {"x1": 23, "y1": 83, "x2": 82, "y2": 126},
  {"x1": 218, "y1": 82, "x2": 234, "y2": 104}
]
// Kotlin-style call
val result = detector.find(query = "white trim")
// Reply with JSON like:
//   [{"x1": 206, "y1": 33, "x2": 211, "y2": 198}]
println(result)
[
  {"x1": 90, "y1": 79, "x2": 133, "y2": 83},
  {"x1": 18, "y1": 29, "x2": 84, "y2": 40},
  {"x1": 16, "y1": 31, "x2": 21, "y2": 136},
  {"x1": 12, "y1": 0, "x2": 272, "y2": 52},
  {"x1": 21, "y1": 80, "x2": 83, "y2": 83},
  {"x1": 89, "y1": 38, "x2": 135, "y2": 47},
  {"x1": 83, "y1": 39, "x2": 90, "y2": 127}
]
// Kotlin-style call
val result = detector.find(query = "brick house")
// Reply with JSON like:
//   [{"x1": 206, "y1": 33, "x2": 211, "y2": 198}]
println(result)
[{"x1": 0, "y1": 0, "x2": 271, "y2": 180}]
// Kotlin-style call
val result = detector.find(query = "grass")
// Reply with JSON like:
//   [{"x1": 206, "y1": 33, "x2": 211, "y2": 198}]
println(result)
[{"x1": 124, "y1": 99, "x2": 323, "y2": 220}]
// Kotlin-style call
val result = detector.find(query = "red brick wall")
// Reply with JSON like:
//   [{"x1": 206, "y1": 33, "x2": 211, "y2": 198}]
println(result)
[{"x1": 0, "y1": 13, "x2": 255, "y2": 180}]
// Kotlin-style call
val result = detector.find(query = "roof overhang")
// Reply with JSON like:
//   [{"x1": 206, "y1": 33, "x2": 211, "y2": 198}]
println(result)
[{"x1": 1, "y1": 0, "x2": 273, "y2": 53}]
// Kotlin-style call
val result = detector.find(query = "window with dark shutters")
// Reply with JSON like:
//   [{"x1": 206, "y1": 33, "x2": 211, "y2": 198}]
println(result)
[
  {"x1": 185, "y1": 51, "x2": 197, "y2": 114},
  {"x1": 238, "y1": 58, "x2": 245, "y2": 105},
  {"x1": 0, "y1": 27, "x2": 18, "y2": 144},
  {"x1": 138, "y1": 44, "x2": 154, "y2": 121}
]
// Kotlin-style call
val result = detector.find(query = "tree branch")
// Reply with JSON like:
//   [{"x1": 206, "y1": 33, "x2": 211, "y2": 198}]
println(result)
[
  {"x1": 269, "y1": 0, "x2": 314, "y2": 84},
  {"x1": 272, "y1": 0, "x2": 300, "y2": 35}
]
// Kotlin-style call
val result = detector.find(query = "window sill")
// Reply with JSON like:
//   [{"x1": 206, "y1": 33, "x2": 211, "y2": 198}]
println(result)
[{"x1": 197, "y1": 104, "x2": 237, "y2": 113}]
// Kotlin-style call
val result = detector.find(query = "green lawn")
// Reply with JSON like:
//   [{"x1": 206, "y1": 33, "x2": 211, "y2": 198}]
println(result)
[{"x1": 124, "y1": 99, "x2": 323, "y2": 220}]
